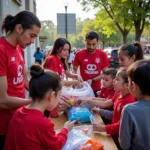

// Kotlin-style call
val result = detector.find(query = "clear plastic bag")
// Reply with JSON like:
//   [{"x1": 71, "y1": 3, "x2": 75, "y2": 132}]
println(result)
[
  {"x1": 61, "y1": 82, "x2": 95, "y2": 109},
  {"x1": 61, "y1": 126, "x2": 91, "y2": 150}
]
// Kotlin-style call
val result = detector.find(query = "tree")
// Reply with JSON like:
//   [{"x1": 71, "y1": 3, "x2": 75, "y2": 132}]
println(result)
[
  {"x1": 126, "y1": 0, "x2": 150, "y2": 41},
  {"x1": 77, "y1": 0, "x2": 132, "y2": 43},
  {"x1": 77, "y1": 0, "x2": 150, "y2": 42},
  {"x1": 40, "y1": 20, "x2": 55, "y2": 48}
]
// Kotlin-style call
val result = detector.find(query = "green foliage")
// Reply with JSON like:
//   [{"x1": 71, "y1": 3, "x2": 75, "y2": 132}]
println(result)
[{"x1": 40, "y1": 20, "x2": 55, "y2": 48}]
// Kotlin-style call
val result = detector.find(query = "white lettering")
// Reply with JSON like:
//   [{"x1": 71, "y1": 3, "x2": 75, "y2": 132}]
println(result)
[
  {"x1": 13, "y1": 75, "x2": 23, "y2": 85},
  {"x1": 85, "y1": 70, "x2": 99, "y2": 75}
]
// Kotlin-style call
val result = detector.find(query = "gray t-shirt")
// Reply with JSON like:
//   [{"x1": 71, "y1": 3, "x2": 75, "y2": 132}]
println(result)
[{"x1": 119, "y1": 100, "x2": 150, "y2": 150}]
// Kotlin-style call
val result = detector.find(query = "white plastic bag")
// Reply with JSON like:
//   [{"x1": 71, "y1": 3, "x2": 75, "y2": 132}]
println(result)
[
  {"x1": 61, "y1": 82, "x2": 95, "y2": 109},
  {"x1": 61, "y1": 82, "x2": 95, "y2": 98},
  {"x1": 61, "y1": 125, "x2": 92, "y2": 150}
]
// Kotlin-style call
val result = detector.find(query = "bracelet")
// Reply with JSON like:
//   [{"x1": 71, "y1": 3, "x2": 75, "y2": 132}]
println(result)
[{"x1": 92, "y1": 79, "x2": 95, "y2": 84}]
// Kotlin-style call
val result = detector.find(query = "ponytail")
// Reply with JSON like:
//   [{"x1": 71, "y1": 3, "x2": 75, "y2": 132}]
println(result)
[
  {"x1": 119, "y1": 43, "x2": 144, "y2": 62},
  {"x1": 133, "y1": 42, "x2": 144, "y2": 61},
  {"x1": 1, "y1": 15, "x2": 15, "y2": 34},
  {"x1": 1, "y1": 11, "x2": 41, "y2": 34}
]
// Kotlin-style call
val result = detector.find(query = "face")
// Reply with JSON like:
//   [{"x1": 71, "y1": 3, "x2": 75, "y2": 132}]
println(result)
[
  {"x1": 47, "y1": 90, "x2": 61, "y2": 111},
  {"x1": 85, "y1": 38, "x2": 98, "y2": 53},
  {"x1": 113, "y1": 73, "x2": 126, "y2": 92},
  {"x1": 102, "y1": 74, "x2": 114, "y2": 89},
  {"x1": 118, "y1": 50, "x2": 135, "y2": 68},
  {"x1": 57, "y1": 44, "x2": 70, "y2": 58},
  {"x1": 16, "y1": 24, "x2": 40, "y2": 49}
]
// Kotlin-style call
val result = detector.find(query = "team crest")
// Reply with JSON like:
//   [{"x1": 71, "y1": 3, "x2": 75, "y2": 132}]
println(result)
[{"x1": 95, "y1": 58, "x2": 100, "y2": 63}]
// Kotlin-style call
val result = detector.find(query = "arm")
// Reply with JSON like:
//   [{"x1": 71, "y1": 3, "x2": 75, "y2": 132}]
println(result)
[
  {"x1": 105, "y1": 121, "x2": 120, "y2": 135},
  {"x1": 23, "y1": 65, "x2": 29, "y2": 91},
  {"x1": 99, "y1": 109, "x2": 113, "y2": 120},
  {"x1": 65, "y1": 70, "x2": 78, "y2": 79},
  {"x1": 119, "y1": 107, "x2": 132, "y2": 150},
  {"x1": 88, "y1": 67, "x2": 108, "y2": 83},
  {"x1": 41, "y1": 122, "x2": 68, "y2": 150},
  {"x1": 61, "y1": 80, "x2": 79, "y2": 87},
  {"x1": 0, "y1": 76, "x2": 31, "y2": 109},
  {"x1": 84, "y1": 98, "x2": 113, "y2": 109},
  {"x1": 72, "y1": 65, "x2": 78, "y2": 74}
]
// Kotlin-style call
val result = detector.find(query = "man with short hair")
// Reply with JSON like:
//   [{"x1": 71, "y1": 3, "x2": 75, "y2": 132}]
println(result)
[{"x1": 73, "y1": 31, "x2": 109, "y2": 96}]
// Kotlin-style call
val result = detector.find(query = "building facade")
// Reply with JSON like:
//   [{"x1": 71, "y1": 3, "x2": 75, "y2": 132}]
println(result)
[{"x1": 0, "y1": 0, "x2": 40, "y2": 68}]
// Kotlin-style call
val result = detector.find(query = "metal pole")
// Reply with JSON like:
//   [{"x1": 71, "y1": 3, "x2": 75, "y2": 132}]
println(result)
[{"x1": 65, "y1": 5, "x2": 68, "y2": 39}]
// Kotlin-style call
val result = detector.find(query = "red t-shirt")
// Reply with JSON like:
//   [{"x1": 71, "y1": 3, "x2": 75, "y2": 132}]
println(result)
[
  {"x1": 105, "y1": 92, "x2": 135, "y2": 135},
  {"x1": 44, "y1": 55, "x2": 65, "y2": 79},
  {"x1": 4, "y1": 107, "x2": 68, "y2": 150},
  {"x1": 99, "y1": 87, "x2": 116, "y2": 99},
  {"x1": 0, "y1": 37, "x2": 25, "y2": 135},
  {"x1": 73, "y1": 49, "x2": 109, "y2": 91}
]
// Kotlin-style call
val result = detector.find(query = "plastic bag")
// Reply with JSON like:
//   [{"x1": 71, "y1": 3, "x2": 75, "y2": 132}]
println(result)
[
  {"x1": 61, "y1": 126, "x2": 91, "y2": 150},
  {"x1": 62, "y1": 82, "x2": 95, "y2": 109},
  {"x1": 68, "y1": 107, "x2": 93, "y2": 124}
]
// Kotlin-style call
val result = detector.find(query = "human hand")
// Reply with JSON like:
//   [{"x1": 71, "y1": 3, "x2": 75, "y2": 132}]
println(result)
[
  {"x1": 87, "y1": 79, "x2": 92, "y2": 85},
  {"x1": 76, "y1": 74, "x2": 83, "y2": 82},
  {"x1": 93, "y1": 124, "x2": 106, "y2": 132},
  {"x1": 91, "y1": 107, "x2": 100, "y2": 115},
  {"x1": 79, "y1": 98, "x2": 90, "y2": 106},
  {"x1": 64, "y1": 120, "x2": 76, "y2": 132},
  {"x1": 57, "y1": 95, "x2": 71, "y2": 111}
]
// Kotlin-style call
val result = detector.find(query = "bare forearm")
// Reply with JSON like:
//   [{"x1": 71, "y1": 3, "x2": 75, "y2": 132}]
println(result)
[
  {"x1": 0, "y1": 96, "x2": 31, "y2": 109},
  {"x1": 87, "y1": 99, "x2": 113, "y2": 109},
  {"x1": 61, "y1": 80, "x2": 77, "y2": 87},
  {"x1": 65, "y1": 71, "x2": 77, "y2": 79}
]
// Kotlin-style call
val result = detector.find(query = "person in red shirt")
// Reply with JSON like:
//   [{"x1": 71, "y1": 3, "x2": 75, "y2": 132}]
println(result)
[
  {"x1": 0, "y1": 11, "x2": 41, "y2": 149},
  {"x1": 98, "y1": 68, "x2": 117, "y2": 99},
  {"x1": 73, "y1": 31, "x2": 110, "y2": 96},
  {"x1": 4, "y1": 65, "x2": 75, "y2": 150},
  {"x1": 91, "y1": 68, "x2": 135, "y2": 149},
  {"x1": 44, "y1": 38, "x2": 83, "y2": 118}
]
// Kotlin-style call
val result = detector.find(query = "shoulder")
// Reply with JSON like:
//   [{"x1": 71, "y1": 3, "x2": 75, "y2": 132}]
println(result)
[
  {"x1": 123, "y1": 94, "x2": 135, "y2": 103},
  {"x1": 76, "y1": 49, "x2": 87, "y2": 55},
  {"x1": 95, "y1": 49, "x2": 107, "y2": 56}
]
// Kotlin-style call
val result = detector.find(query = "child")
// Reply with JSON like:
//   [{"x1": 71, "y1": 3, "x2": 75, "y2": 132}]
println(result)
[
  {"x1": 98, "y1": 68, "x2": 117, "y2": 99},
  {"x1": 4, "y1": 65, "x2": 75, "y2": 150},
  {"x1": 119, "y1": 60, "x2": 150, "y2": 150},
  {"x1": 83, "y1": 68, "x2": 135, "y2": 147},
  {"x1": 118, "y1": 42, "x2": 143, "y2": 68}
]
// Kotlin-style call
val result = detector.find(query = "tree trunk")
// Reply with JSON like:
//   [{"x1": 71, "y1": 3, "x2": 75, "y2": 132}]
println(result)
[{"x1": 122, "y1": 34, "x2": 127, "y2": 44}]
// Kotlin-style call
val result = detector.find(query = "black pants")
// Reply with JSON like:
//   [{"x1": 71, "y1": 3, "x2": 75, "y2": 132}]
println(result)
[{"x1": 0, "y1": 135, "x2": 6, "y2": 150}]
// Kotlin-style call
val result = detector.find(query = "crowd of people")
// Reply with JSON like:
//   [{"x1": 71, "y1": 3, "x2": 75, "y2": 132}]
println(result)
[{"x1": 0, "y1": 10, "x2": 150, "y2": 150}]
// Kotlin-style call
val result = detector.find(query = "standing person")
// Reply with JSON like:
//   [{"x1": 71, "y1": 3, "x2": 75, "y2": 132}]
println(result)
[
  {"x1": 0, "y1": 11, "x2": 41, "y2": 149},
  {"x1": 118, "y1": 42, "x2": 143, "y2": 68},
  {"x1": 68, "y1": 50, "x2": 75, "y2": 71},
  {"x1": 44, "y1": 37, "x2": 82, "y2": 118},
  {"x1": 119, "y1": 60, "x2": 150, "y2": 150},
  {"x1": 73, "y1": 31, "x2": 110, "y2": 96},
  {"x1": 4, "y1": 65, "x2": 75, "y2": 150},
  {"x1": 33, "y1": 47, "x2": 44, "y2": 65}
]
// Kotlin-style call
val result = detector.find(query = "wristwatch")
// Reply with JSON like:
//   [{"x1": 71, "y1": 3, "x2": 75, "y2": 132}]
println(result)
[{"x1": 92, "y1": 79, "x2": 95, "y2": 84}]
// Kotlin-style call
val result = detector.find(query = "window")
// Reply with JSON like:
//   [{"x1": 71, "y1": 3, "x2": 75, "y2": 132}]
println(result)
[{"x1": 13, "y1": 0, "x2": 22, "y2": 6}]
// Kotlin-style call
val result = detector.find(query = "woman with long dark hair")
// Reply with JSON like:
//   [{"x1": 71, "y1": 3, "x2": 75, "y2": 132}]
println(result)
[{"x1": 44, "y1": 38, "x2": 82, "y2": 117}]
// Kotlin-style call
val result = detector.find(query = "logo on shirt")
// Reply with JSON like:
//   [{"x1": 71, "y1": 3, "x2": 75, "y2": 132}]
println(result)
[
  {"x1": 13, "y1": 65, "x2": 23, "y2": 85},
  {"x1": 85, "y1": 64, "x2": 98, "y2": 75},
  {"x1": 11, "y1": 57, "x2": 15, "y2": 61},
  {"x1": 95, "y1": 58, "x2": 100, "y2": 63}
]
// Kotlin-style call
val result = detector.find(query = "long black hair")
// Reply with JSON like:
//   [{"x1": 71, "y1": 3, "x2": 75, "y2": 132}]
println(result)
[
  {"x1": 45, "y1": 38, "x2": 71, "y2": 70},
  {"x1": 1, "y1": 11, "x2": 41, "y2": 34}
]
